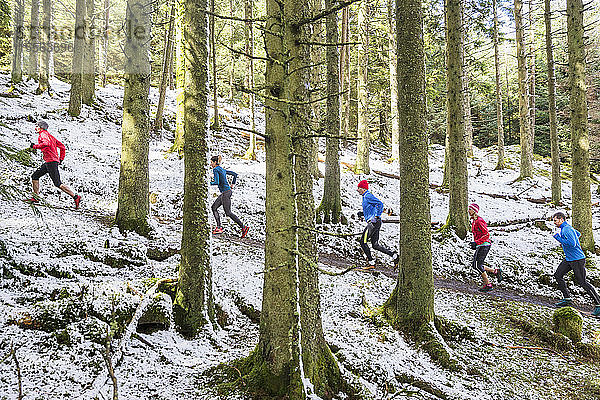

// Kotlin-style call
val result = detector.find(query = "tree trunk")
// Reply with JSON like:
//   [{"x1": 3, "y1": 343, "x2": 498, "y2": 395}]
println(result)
[
  {"x1": 36, "y1": 0, "x2": 51, "y2": 94},
  {"x1": 384, "y1": 0, "x2": 434, "y2": 337},
  {"x1": 242, "y1": 0, "x2": 257, "y2": 160},
  {"x1": 544, "y1": 0, "x2": 560, "y2": 204},
  {"x1": 493, "y1": 0, "x2": 505, "y2": 170},
  {"x1": 340, "y1": 6, "x2": 350, "y2": 147},
  {"x1": 388, "y1": 0, "x2": 399, "y2": 160},
  {"x1": 81, "y1": 0, "x2": 95, "y2": 104},
  {"x1": 115, "y1": 0, "x2": 151, "y2": 236},
  {"x1": 153, "y1": 3, "x2": 175, "y2": 134},
  {"x1": 355, "y1": 0, "x2": 370, "y2": 174},
  {"x1": 171, "y1": 6, "x2": 185, "y2": 155},
  {"x1": 28, "y1": 0, "x2": 39, "y2": 81},
  {"x1": 101, "y1": 0, "x2": 109, "y2": 86},
  {"x1": 68, "y1": 0, "x2": 85, "y2": 116},
  {"x1": 567, "y1": 0, "x2": 594, "y2": 252},
  {"x1": 445, "y1": 0, "x2": 469, "y2": 239},
  {"x1": 309, "y1": 0, "x2": 323, "y2": 178},
  {"x1": 228, "y1": 0, "x2": 235, "y2": 101},
  {"x1": 317, "y1": 0, "x2": 343, "y2": 225},
  {"x1": 209, "y1": 0, "x2": 220, "y2": 130},
  {"x1": 515, "y1": 0, "x2": 533, "y2": 178},
  {"x1": 528, "y1": 0, "x2": 535, "y2": 144},
  {"x1": 241, "y1": 0, "x2": 341, "y2": 395},
  {"x1": 11, "y1": 0, "x2": 24, "y2": 84},
  {"x1": 173, "y1": 0, "x2": 214, "y2": 334},
  {"x1": 462, "y1": 18, "x2": 473, "y2": 157}
]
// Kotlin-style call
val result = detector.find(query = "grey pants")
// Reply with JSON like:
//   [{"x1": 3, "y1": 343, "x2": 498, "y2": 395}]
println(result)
[
  {"x1": 212, "y1": 189, "x2": 243, "y2": 229},
  {"x1": 554, "y1": 259, "x2": 600, "y2": 305}
]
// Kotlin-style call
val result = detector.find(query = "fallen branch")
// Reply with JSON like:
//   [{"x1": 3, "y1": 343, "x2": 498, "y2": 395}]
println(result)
[
  {"x1": 0, "y1": 93, "x2": 21, "y2": 98},
  {"x1": 317, "y1": 264, "x2": 361, "y2": 276},
  {"x1": 102, "y1": 333, "x2": 118, "y2": 400},
  {"x1": 292, "y1": 224, "x2": 361, "y2": 237},
  {"x1": 11, "y1": 345, "x2": 23, "y2": 400},
  {"x1": 482, "y1": 339, "x2": 571, "y2": 362},
  {"x1": 132, "y1": 333, "x2": 155, "y2": 349}
]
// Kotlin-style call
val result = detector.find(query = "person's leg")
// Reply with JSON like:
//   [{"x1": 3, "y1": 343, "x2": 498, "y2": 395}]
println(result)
[
  {"x1": 370, "y1": 219, "x2": 395, "y2": 257},
  {"x1": 31, "y1": 163, "x2": 48, "y2": 194},
  {"x1": 211, "y1": 194, "x2": 223, "y2": 227},
  {"x1": 222, "y1": 190, "x2": 244, "y2": 229},
  {"x1": 571, "y1": 259, "x2": 600, "y2": 305},
  {"x1": 554, "y1": 260, "x2": 573, "y2": 299},
  {"x1": 476, "y1": 245, "x2": 491, "y2": 284},
  {"x1": 32, "y1": 180, "x2": 40, "y2": 194},
  {"x1": 47, "y1": 162, "x2": 77, "y2": 199},
  {"x1": 360, "y1": 224, "x2": 373, "y2": 261}
]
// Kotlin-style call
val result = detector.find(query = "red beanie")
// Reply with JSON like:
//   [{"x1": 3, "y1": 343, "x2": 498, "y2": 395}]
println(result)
[
  {"x1": 468, "y1": 203, "x2": 479, "y2": 213},
  {"x1": 358, "y1": 180, "x2": 368, "y2": 190}
]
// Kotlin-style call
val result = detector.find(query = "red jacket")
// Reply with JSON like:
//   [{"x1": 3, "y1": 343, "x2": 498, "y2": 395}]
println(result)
[
  {"x1": 33, "y1": 129, "x2": 65, "y2": 163},
  {"x1": 471, "y1": 216, "x2": 490, "y2": 245}
]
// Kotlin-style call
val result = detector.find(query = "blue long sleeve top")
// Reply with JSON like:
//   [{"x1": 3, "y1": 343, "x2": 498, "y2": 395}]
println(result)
[
  {"x1": 361, "y1": 190, "x2": 384, "y2": 223},
  {"x1": 211, "y1": 166, "x2": 237, "y2": 193},
  {"x1": 553, "y1": 221, "x2": 585, "y2": 261}
]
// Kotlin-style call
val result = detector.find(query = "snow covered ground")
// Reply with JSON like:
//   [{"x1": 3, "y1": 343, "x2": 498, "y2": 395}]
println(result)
[{"x1": 0, "y1": 73, "x2": 599, "y2": 400}]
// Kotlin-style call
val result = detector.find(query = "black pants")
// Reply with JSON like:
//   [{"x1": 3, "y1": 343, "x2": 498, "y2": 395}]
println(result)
[
  {"x1": 554, "y1": 259, "x2": 600, "y2": 305},
  {"x1": 471, "y1": 244, "x2": 491, "y2": 273},
  {"x1": 32, "y1": 161, "x2": 62, "y2": 187},
  {"x1": 212, "y1": 189, "x2": 243, "y2": 229},
  {"x1": 360, "y1": 218, "x2": 394, "y2": 261}
]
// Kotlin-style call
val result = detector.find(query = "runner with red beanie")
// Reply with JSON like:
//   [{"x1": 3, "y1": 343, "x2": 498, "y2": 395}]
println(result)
[
  {"x1": 356, "y1": 180, "x2": 398, "y2": 268},
  {"x1": 468, "y1": 203, "x2": 501, "y2": 291},
  {"x1": 27, "y1": 120, "x2": 81, "y2": 209}
]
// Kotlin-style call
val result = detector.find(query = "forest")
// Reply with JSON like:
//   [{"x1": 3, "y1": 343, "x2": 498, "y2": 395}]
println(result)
[{"x1": 0, "y1": 0, "x2": 600, "y2": 398}]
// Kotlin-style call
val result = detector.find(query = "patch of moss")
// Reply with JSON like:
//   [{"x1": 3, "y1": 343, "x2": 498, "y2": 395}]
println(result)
[
  {"x1": 507, "y1": 315, "x2": 573, "y2": 352},
  {"x1": 434, "y1": 315, "x2": 475, "y2": 342},
  {"x1": 552, "y1": 307, "x2": 583, "y2": 343},
  {"x1": 54, "y1": 329, "x2": 71, "y2": 346}
]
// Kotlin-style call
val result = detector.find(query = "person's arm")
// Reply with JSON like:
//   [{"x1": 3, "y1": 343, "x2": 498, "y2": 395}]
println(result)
[
  {"x1": 553, "y1": 226, "x2": 577, "y2": 247},
  {"x1": 32, "y1": 133, "x2": 50, "y2": 150},
  {"x1": 366, "y1": 193, "x2": 384, "y2": 220},
  {"x1": 226, "y1": 170, "x2": 238, "y2": 186},
  {"x1": 474, "y1": 220, "x2": 490, "y2": 245},
  {"x1": 56, "y1": 140, "x2": 66, "y2": 163},
  {"x1": 210, "y1": 168, "x2": 218, "y2": 185}
]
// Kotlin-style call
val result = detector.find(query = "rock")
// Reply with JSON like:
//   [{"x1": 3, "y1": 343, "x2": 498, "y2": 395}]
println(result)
[
  {"x1": 137, "y1": 293, "x2": 172, "y2": 333},
  {"x1": 534, "y1": 219, "x2": 551, "y2": 231},
  {"x1": 552, "y1": 307, "x2": 583, "y2": 342},
  {"x1": 72, "y1": 317, "x2": 110, "y2": 344},
  {"x1": 12, "y1": 298, "x2": 86, "y2": 332}
]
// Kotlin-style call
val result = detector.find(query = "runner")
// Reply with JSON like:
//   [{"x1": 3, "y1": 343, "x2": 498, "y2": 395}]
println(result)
[
  {"x1": 551, "y1": 212, "x2": 600, "y2": 316},
  {"x1": 356, "y1": 180, "x2": 398, "y2": 268},
  {"x1": 468, "y1": 203, "x2": 502, "y2": 292},
  {"x1": 27, "y1": 120, "x2": 81, "y2": 209},
  {"x1": 210, "y1": 155, "x2": 249, "y2": 238}
]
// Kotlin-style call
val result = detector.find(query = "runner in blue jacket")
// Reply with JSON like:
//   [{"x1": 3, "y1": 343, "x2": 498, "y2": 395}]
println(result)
[
  {"x1": 552, "y1": 212, "x2": 600, "y2": 316},
  {"x1": 356, "y1": 180, "x2": 398, "y2": 268},
  {"x1": 210, "y1": 155, "x2": 249, "y2": 238}
]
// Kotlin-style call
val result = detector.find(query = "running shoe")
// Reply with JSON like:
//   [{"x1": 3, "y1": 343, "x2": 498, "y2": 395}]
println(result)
[
  {"x1": 73, "y1": 194, "x2": 82, "y2": 209},
  {"x1": 495, "y1": 267, "x2": 503, "y2": 283},
  {"x1": 212, "y1": 227, "x2": 224, "y2": 234},
  {"x1": 241, "y1": 225, "x2": 250, "y2": 238},
  {"x1": 478, "y1": 283, "x2": 494, "y2": 292},
  {"x1": 592, "y1": 306, "x2": 600, "y2": 317},
  {"x1": 555, "y1": 298, "x2": 573, "y2": 308},
  {"x1": 25, "y1": 197, "x2": 39, "y2": 203}
]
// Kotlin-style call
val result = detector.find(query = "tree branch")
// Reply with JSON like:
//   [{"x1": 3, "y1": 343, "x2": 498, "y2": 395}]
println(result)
[{"x1": 294, "y1": 0, "x2": 361, "y2": 27}]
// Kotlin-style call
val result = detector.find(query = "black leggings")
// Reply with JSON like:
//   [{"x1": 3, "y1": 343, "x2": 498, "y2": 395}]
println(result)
[
  {"x1": 471, "y1": 245, "x2": 491, "y2": 273},
  {"x1": 360, "y1": 218, "x2": 394, "y2": 261},
  {"x1": 212, "y1": 189, "x2": 243, "y2": 229},
  {"x1": 554, "y1": 259, "x2": 600, "y2": 305},
  {"x1": 32, "y1": 161, "x2": 62, "y2": 187}
]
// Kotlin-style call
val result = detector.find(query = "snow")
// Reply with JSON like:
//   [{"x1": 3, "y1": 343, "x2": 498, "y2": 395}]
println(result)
[{"x1": 0, "y1": 72, "x2": 599, "y2": 400}]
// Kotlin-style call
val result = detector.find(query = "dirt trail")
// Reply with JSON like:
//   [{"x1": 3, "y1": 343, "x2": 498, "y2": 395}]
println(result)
[{"x1": 219, "y1": 233, "x2": 599, "y2": 317}]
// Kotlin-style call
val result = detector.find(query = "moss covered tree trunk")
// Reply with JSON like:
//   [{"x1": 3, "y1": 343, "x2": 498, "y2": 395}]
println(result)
[
  {"x1": 11, "y1": 0, "x2": 24, "y2": 84},
  {"x1": 355, "y1": 0, "x2": 370, "y2": 174},
  {"x1": 384, "y1": 0, "x2": 434, "y2": 333},
  {"x1": 445, "y1": 0, "x2": 468, "y2": 239},
  {"x1": 228, "y1": 0, "x2": 235, "y2": 101},
  {"x1": 388, "y1": 0, "x2": 399, "y2": 161},
  {"x1": 115, "y1": 0, "x2": 151, "y2": 236},
  {"x1": 209, "y1": 0, "x2": 220, "y2": 130},
  {"x1": 493, "y1": 0, "x2": 505, "y2": 170},
  {"x1": 36, "y1": 0, "x2": 51, "y2": 94},
  {"x1": 545, "y1": 0, "x2": 560, "y2": 204},
  {"x1": 173, "y1": 0, "x2": 214, "y2": 335},
  {"x1": 567, "y1": 0, "x2": 594, "y2": 252},
  {"x1": 171, "y1": 4, "x2": 185, "y2": 155},
  {"x1": 153, "y1": 3, "x2": 175, "y2": 134},
  {"x1": 101, "y1": 0, "x2": 109, "y2": 86},
  {"x1": 340, "y1": 6, "x2": 350, "y2": 147},
  {"x1": 68, "y1": 0, "x2": 85, "y2": 116},
  {"x1": 317, "y1": 0, "x2": 343, "y2": 224},
  {"x1": 462, "y1": 21, "x2": 473, "y2": 158},
  {"x1": 81, "y1": 0, "x2": 94, "y2": 104},
  {"x1": 528, "y1": 0, "x2": 535, "y2": 141},
  {"x1": 242, "y1": 0, "x2": 257, "y2": 160},
  {"x1": 515, "y1": 0, "x2": 533, "y2": 179},
  {"x1": 28, "y1": 0, "x2": 39, "y2": 81}
]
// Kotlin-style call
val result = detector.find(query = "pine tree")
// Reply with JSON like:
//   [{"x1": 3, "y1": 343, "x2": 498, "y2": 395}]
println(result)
[
  {"x1": 173, "y1": 0, "x2": 214, "y2": 334},
  {"x1": 242, "y1": 0, "x2": 257, "y2": 160},
  {"x1": 388, "y1": 0, "x2": 399, "y2": 161},
  {"x1": 544, "y1": 0, "x2": 560, "y2": 204},
  {"x1": 100, "y1": 0, "x2": 109, "y2": 86},
  {"x1": 493, "y1": 0, "x2": 505, "y2": 170},
  {"x1": 11, "y1": 0, "x2": 24, "y2": 84},
  {"x1": 81, "y1": 0, "x2": 95, "y2": 104},
  {"x1": 209, "y1": 0, "x2": 220, "y2": 130},
  {"x1": 28, "y1": 0, "x2": 39, "y2": 81},
  {"x1": 153, "y1": 3, "x2": 175, "y2": 134},
  {"x1": 68, "y1": 0, "x2": 85, "y2": 116},
  {"x1": 567, "y1": 0, "x2": 594, "y2": 252},
  {"x1": 171, "y1": 5, "x2": 185, "y2": 155},
  {"x1": 355, "y1": 0, "x2": 370, "y2": 174},
  {"x1": 340, "y1": 6, "x2": 350, "y2": 146},
  {"x1": 115, "y1": 0, "x2": 151, "y2": 236},
  {"x1": 36, "y1": 0, "x2": 51, "y2": 94}
]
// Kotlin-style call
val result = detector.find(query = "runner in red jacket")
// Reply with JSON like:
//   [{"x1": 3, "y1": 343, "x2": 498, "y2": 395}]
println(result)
[
  {"x1": 27, "y1": 120, "x2": 82, "y2": 208},
  {"x1": 468, "y1": 203, "x2": 502, "y2": 292}
]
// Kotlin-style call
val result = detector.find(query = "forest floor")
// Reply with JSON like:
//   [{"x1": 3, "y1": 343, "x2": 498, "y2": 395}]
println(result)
[{"x1": 0, "y1": 73, "x2": 600, "y2": 400}]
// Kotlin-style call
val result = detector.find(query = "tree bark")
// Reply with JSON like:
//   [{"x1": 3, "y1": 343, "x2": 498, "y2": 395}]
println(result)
[
  {"x1": 209, "y1": 0, "x2": 220, "y2": 130},
  {"x1": 388, "y1": 0, "x2": 399, "y2": 160},
  {"x1": 317, "y1": 0, "x2": 343, "y2": 224},
  {"x1": 355, "y1": 0, "x2": 370, "y2": 174},
  {"x1": 68, "y1": 0, "x2": 85, "y2": 116},
  {"x1": 340, "y1": 6, "x2": 350, "y2": 148},
  {"x1": 242, "y1": 0, "x2": 257, "y2": 160},
  {"x1": 228, "y1": 0, "x2": 235, "y2": 101},
  {"x1": 101, "y1": 0, "x2": 109, "y2": 86},
  {"x1": 567, "y1": 0, "x2": 594, "y2": 252},
  {"x1": 462, "y1": 18, "x2": 473, "y2": 157},
  {"x1": 171, "y1": 5, "x2": 185, "y2": 155},
  {"x1": 544, "y1": 0, "x2": 560, "y2": 204},
  {"x1": 81, "y1": 0, "x2": 95, "y2": 104},
  {"x1": 36, "y1": 0, "x2": 51, "y2": 94},
  {"x1": 11, "y1": 0, "x2": 24, "y2": 84},
  {"x1": 173, "y1": 0, "x2": 214, "y2": 334},
  {"x1": 115, "y1": 0, "x2": 151, "y2": 236},
  {"x1": 493, "y1": 0, "x2": 505, "y2": 170},
  {"x1": 515, "y1": 0, "x2": 533, "y2": 178},
  {"x1": 153, "y1": 3, "x2": 175, "y2": 134},
  {"x1": 528, "y1": 0, "x2": 535, "y2": 142},
  {"x1": 28, "y1": 0, "x2": 39, "y2": 81},
  {"x1": 309, "y1": 0, "x2": 323, "y2": 178},
  {"x1": 445, "y1": 0, "x2": 469, "y2": 239}
]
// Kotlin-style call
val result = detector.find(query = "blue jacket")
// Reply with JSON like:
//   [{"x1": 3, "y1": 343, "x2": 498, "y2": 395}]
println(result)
[
  {"x1": 361, "y1": 190, "x2": 384, "y2": 223},
  {"x1": 553, "y1": 221, "x2": 585, "y2": 261},
  {"x1": 211, "y1": 166, "x2": 237, "y2": 193}
]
